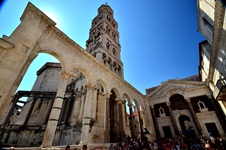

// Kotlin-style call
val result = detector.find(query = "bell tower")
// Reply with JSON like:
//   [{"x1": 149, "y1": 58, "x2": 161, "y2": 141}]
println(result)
[{"x1": 86, "y1": 4, "x2": 124, "y2": 78}]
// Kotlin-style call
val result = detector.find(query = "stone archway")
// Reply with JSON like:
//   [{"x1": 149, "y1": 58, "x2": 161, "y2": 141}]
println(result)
[
  {"x1": 109, "y1": 89, "x2": 119, "y2": 142},
  {"x1": 0, "y1": 2, "x2": 150, "y2": 147}
]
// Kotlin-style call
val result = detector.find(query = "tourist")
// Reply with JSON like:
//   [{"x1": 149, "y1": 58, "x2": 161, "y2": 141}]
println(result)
[
  {"x1": 65, "y1": 145, "x2": 70, "y2": 150},
  {"x1": 82, "y1": 144, "x2": 87, "y2": 150}
]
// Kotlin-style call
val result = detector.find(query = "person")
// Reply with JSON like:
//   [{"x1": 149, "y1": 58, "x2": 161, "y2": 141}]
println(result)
[
  {"x1": 65, "y1": 145, "x2": 70, "y2": 150},
  {"x1": 82, "y1": 144, "x2": 87, "y2": 150},
  {"x1": 109, "y1": 144, "x2": 114, "y2": 150}
]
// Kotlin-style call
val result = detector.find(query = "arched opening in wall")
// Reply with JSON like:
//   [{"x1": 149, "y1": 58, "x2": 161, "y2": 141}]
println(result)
[
  {"x1": 120, "y1": 94, "x2": 130, "y2": 138},
  {"x1": 170, "y1": 94, "x2": 188, "y2": 110},
  {"x1": 132, "y1": 100, "x2": 143, "y2": 138},
  {"x1": 3, "y1": 53, "x2": 60, "y2": 146},
  {"x1": 178, "y1": 115, "x2": 196, "y2": 138},
  {"x1": 109, "y1": 89, "x2": 118, "y2": 143}
]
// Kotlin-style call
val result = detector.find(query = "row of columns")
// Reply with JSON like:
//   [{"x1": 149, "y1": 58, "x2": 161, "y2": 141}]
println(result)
[
  {"x1": 150, "y1": 98, "x2": 204, "y2": 138},
  {"x1": 41, "y1": 70, "x2": 104, "y2": 148},
  {"x1": 40, "y1": 69, "x2": 143, "y2": 148}
]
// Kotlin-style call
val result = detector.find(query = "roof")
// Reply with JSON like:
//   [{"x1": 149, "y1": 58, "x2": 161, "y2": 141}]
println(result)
[{"x1": 37, "y1": 62, "x2": 61, "y2": 75}]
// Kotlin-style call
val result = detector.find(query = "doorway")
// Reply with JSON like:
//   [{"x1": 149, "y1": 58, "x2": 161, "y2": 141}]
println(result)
[{"x1": 162, "y1": 126, "x2": 173, "y2": 138}]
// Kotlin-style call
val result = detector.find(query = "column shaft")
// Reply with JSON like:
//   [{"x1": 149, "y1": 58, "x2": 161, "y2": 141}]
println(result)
[
  {"x1": 137, "y1": 107, "x2": 144, "y2": 140},
  {"x1": 167, "y1": 104, "x2": 179, "y2": 135},
  {"x1": 118, "y1": 99, "x2": 124, "y2": 141},
  {"x1": 104, "y1": 93, "x2": 110, "y2": 143},
  {"x1": 210, "y1": 97, "x2": 226, "y2": 132},
  {"x1": 150, "y1": 106, "x2": 160, "y2": 138},
  {"x1": 42, "y1": 71, "x2": 69, "y2": 148},
  {"x1": 71, "y1": 93, "x2": 81, "y2": 123},
  {"x1": 91, "y1": 88, "x2": 97, "y2": 119},
  {"x1": 129, "y1": 106, "x2": 135, "y2": 139},
  {"x1": 81, "y1": 82, "x2": 95, "y2": 144},
  {"x1": 187, "y1": 99, "x2": 203, "y2": 135}
]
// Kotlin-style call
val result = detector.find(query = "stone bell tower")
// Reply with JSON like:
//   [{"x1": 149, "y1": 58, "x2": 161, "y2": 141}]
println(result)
[{"x1": 86, "y1": 4, "x2": 124, "y2": 78}]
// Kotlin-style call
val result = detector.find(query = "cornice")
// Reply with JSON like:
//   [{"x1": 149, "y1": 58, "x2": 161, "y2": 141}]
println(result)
[
  {"x1": 21, "y1": 2, "x2": 56, "y2": 26},
  {"x1": 147, "y1": 79, "x2": 206, "y2": 97},
  {"x1": 49, "y1": 25, "x2": 144, "y2": 98},
  {"x1": 207, "y1": 0, "x2": 224, "y2": 84},
  {"x1": 147, "y1": 85, "x2": 208, "y2": 99}
]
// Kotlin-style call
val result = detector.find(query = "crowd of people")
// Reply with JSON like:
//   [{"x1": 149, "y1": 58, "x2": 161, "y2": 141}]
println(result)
[
  {"x1": 108, "y1": 134, "x2": 226, "y2": 150},
  {"x1": 63, "y1": 132, "x2": 226, "y2": 150}
]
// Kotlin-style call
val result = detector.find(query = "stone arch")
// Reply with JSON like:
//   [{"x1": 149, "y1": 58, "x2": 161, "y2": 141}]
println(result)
[
  {"x1": 169, "y1": 94, "x2": 188, "y2": 110},
  {"x1": 38, "y1": 49, "x2": 66, "y2": 70},
  {"x1": 164, "y1": 87, "x2": 185, "y2": 98},
  {"x1": 71, "y1": 67, "x2": 90, "y2": 82},
  {"x1": 96, "y1": 79, "x2": 106, "y2": 93},
  {"x1": 122, "y1": 93, "x2": 130, "y2": 103},
  {"x1": 109, "y1": 88, "x2": 120, "y2": 142}
]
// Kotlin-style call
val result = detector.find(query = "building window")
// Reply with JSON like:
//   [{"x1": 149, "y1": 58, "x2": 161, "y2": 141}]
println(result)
[
  {"x1": 112, "y1": 48, "x2": 116, "y2": 55},
  {"x1": 106, "y1": 43, "x2": 110, "y2": 50},
  {"x1": 159, "y1": 106, "x2": 166, "y2": 117},
  {"x1": 202, "y1": 17, "x2": 213, "y2": 32},
  {"x1": 197, "y1": 100, "x2": 208, "y2": 112}
]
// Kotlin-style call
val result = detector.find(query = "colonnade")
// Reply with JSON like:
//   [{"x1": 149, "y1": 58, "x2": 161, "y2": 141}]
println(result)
[
  {"x1": 39, "y1": 70, "x2": 145, "y2": 148},
  {"x1": 150, "y1": 96, "x2": 226, "y2": 138}
]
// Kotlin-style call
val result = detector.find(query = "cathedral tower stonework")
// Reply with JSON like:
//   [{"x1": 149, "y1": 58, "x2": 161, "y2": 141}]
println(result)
[{"x1": 86, "y1": 4, "x2": 124, "y2": 78}]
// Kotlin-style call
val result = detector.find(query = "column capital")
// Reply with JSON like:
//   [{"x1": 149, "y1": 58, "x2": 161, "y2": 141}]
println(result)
[
  {"x1": 70, "y1": 70, "x2": 79, "y2": 80},
  {"x1": 85, "y1": 82, "x2": 96, "y2": 90},
  {"x1": 103, "y1": 92, "x2": 111, "y2": 99},
  {"x1": 116, "y1": 98, "x2": 123, "y2": 104},
  {"x1": 128, "y1": 103, "x2": 133, "y2": 108},
  {"x1": 186, "y1": 98, "x2": 191, "y2": 103},
  {"x1": 122, "y1": 99, "x2": 126, "y2": 104},
  {"x1": 61, "y1": 70, "x2": 71, "y2": 80},
  {"x1": 75, "y1": 91, "x2": 82, "y2": 97},
  {"x1": 206, "y1": 94, "x2": 213, "y2": 99},
  {"x1": 150, "y1": 104, "x2": 155, "y2": 108},
  {"x1": 165, "y1": 101, "x2": 171, "y2": 106}
]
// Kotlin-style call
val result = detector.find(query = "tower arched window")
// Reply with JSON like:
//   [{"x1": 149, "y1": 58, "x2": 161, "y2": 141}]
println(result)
[
  {"x1": 106, "y1": 42, "x2": 110, "y2": 50},
  {"x1": 112, "y1": 48, "x2": 116, "y2": 55}
]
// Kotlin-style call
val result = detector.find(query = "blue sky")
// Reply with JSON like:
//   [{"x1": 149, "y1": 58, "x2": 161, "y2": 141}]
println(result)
[{"x1": 0, "y1": 0, "x2": 205, "y2": 94}]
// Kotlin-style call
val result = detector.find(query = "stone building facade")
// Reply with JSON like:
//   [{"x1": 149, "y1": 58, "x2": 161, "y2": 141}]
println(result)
[
  {"x1": 0, "y1": 3, "x2": 153, "y2": 149},
  {"x1": 0, "y1": 0, "x2": 226, "y2": 149},
  {"x1": 146, "y1": 75, "x2": 225, "y2": 139},
  {"x1": 197, "y1": 0, "x2": 226, "y2": 134}
]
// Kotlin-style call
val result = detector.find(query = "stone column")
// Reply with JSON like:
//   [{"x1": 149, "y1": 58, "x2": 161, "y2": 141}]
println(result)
[
  {"x1": 78, "y1": 90, "x2": 86, "y2": 122},
  {"x1": 186, "y1": 98, "x2": 203, "y2": 135},
  {"x1": 41, "y1": 70, "x2": 70, "y2": 148},
  {"x1": 91, "y1": 87, "x2": 98, "y2": 120},
  {"x1": 150, "y1": 105, "x2": 160, "y2": 138},
  {"x1": 117, "y1": 98, "x2": 124, "y2": 141},
  {"x1": 137, "y1": 106, "x2": 144, "y2": 139},
  {"x1": 104, "y1": 93, "x2": 111, "y2": 143},
  {"x1": 128, "y1": 104, "x2": 135, "y2": 139},
  {"x1": 80, "y1": 82, "x2": 95, "y2": 144},
  {"x1": 71, "y1": 92, "x2": 82, "y2": 123},
  {"x1": 166, "y1": 101, "x2": 179, "y2": 136},
  {"x1": 207, "y1": 95, "x2": 226, "y2": 132},
  {"x1": 23, "y1": 96, "x2": 37, "y2": 126}
]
